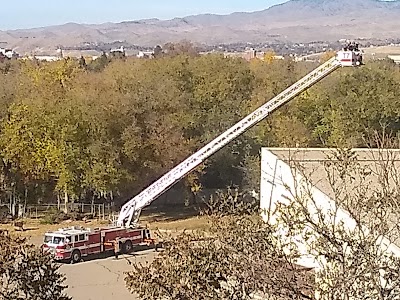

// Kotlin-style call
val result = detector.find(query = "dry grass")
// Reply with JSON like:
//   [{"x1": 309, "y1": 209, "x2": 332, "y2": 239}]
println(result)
[
  {"x1": 0, "y1": 204, "x2": 210, "y2": 247},
  {"x1": 146, "y1": 216, "x2": 210, "y2": 232},
  {"x1": 0, "y1": 215, "x2": 210, "y2": 244},
  {"x1": 363, "y1": 46, "x2": 400, "y2": 55},
  {"x1": 362, "y1": 45, "x2": 400, "y2": 60},
  {"x1": 0, "y1": 219, "x2": 109, "y2": 238}
]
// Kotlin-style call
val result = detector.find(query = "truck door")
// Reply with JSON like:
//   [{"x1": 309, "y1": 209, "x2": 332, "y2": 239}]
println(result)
[
  {"x1": 82, "y1": 233, "x2": 89, "y2": 256},
  {"x1": 75, "y1": 234, "x2": 88, "y2": 256}
]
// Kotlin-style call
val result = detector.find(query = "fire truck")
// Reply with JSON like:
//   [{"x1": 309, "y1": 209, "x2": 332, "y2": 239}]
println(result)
[
  {"x1": 43, "y1": 46, "x2": 363, "y2": 263},
  {"x1": 43, "y1": 225, "x2": 153, "y2": 263}
]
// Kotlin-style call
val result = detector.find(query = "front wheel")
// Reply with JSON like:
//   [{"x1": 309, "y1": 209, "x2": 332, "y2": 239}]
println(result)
[{"x1": 71, "y1": 250, "x2": 81, "y2": 264}]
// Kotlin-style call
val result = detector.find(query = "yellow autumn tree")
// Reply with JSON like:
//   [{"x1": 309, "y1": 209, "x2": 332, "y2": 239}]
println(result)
[{"x1": 263, "y1": 50, "x2": 277, "y2": 64}]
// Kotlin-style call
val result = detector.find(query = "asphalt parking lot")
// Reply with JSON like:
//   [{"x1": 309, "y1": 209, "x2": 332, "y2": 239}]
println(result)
[{"x1": 61, "y1": 249, "x2": 158, "y2": 300}]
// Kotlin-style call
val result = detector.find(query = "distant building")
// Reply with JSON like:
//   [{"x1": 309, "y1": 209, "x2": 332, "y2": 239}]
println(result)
[
  {"x1": 243, "y1": 48, "x2": 257, "y2": 61},
  {"x1": 56, "y1": 48, "x2": 64, "y2": 58},
  {"x1": 0, "y1": 48, "x2": 18, "y2": 59},
  {"x1": 224, "y1": 49, "x2": 285, "y2": 62},
  {"x1": 110, "y1": 46, "x2": 125, "y2": 58},
  {"x1": 111, "y1": 46, "x2": 124, "y2": 53},
  {"x1": 137, "y1": 51, "x2": 154, "y2": 59},
  {"x1": 388, "y1": 55, "x2": 400, "y2": 64},
  {"x1": 272, "y1": 55, "x2": 285, "y2": 60},
  {"x1": 22, "y1": 55, "x2": 62, "y2": 62}
]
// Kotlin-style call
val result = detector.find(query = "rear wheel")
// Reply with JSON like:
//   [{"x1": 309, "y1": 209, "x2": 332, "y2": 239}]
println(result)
[
  {"x1": 123, "y1": 240, "x2": 133, "y2": 253},
  {"x1": 71, "y1": 250, "x2": 81, "y2": 264}
]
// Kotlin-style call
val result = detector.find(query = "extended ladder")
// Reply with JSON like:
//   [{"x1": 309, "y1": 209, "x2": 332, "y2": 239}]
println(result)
[{"x1": 117, "y1": 53, "x2": 350, "y2": 227}]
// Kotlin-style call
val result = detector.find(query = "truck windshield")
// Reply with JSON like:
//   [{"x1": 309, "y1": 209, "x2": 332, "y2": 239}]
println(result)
[
  {"x1": 44, "y1": 235, "x2": 65, "y2": 244},
  {"x1": 44, "y1": 235, "x2": 53, "y2": 243},
  {"x1": 53, "y1": 236, "x2": 65, "y2": 244}
]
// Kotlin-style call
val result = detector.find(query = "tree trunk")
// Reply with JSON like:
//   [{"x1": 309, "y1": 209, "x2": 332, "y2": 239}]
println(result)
[
  {"x1": 91, "y1": 194, "x2": 95, "y2": 215},
  {"x1": 57, "y1": 194, "x2": 60, "y2": 210},
  {"x1": 64, "y1": 189, "x2": 69, "y2": 214}
]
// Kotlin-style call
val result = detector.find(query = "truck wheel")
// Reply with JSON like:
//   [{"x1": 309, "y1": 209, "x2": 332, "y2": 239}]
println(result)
[
  {"x1": 123, "y1": 240, "x2": 133, "y2": 253},
  {"x1": 71, "y1": 250, "x2": 81, "y2": 264}
]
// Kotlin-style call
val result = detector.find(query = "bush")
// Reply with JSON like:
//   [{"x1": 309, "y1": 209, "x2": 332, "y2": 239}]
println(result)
[
  {"x1": 0, "y1": 205, "x2": 11, "y2": 224},
  {"x1": 40, "y1": 210, "x2": 69, "y2": 225},
  {"x1": 125, "y1": 189, "x2": 314, "y2": 300},
  {"x1": 0, "y1": 230, "x2": 71, "y2": 300}
]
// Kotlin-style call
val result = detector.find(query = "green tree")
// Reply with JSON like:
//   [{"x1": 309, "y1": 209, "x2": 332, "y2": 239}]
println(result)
[{"x1": 315, "y1": 63, "x2": 400, "y2": 147}]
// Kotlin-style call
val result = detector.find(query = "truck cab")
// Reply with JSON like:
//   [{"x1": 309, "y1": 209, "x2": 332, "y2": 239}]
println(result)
[{"x1": 42, "y1": 226, "x2": 91, "y2": 262}]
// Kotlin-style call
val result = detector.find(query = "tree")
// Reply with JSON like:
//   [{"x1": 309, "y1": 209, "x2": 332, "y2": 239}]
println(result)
[
  {"x1": 263, "y1": 50, "x2": 277, "y2": 64},
  {"x1": 125, "y1": 188, "x2": 314, "y2": 300},
  {"x1": 153, "y1": 45, "x2": 163, "y2": 58},
  {"x1": 316, "y1": 64, "x2": 400, "y2": 147},
  {"x1": 163, "y1": 41, "x2": 199, "y2": 57},
  {"x1": 0, "y1": 59, "x2": 93, "y2": 211},
  {"x1": 87, "y1": 52, "x2": 110, "y2": 72},
  {"x1": 320, "y1": 50, "x2": 336, "y2": 63},
  {"x1": 78, "y1": 56, "x2": 87, "y2": 69},
  {"x1": 0, "y1": 230, "x2": 71, "y2": 300}
]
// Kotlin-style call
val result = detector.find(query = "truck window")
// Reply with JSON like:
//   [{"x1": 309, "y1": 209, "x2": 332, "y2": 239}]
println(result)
[
  {"x1": 44, "y1": 235, "x2": 53, "y2": 243},
  {"x1": 53, "y1": 236, "x2": 65, "y2": 244},
  {"x1": 79, "y1": 234, "x2": 86, "y2": 241}
]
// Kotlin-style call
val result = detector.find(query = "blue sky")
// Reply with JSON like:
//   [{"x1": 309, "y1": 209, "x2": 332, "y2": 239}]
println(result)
[{"x1": 0, "y1": 0, "x2": 288, "y2": 30}]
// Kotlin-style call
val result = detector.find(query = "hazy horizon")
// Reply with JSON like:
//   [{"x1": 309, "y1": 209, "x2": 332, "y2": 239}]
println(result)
[{"x1": 0, "y1": 0, "x2": 287, "y2": 30}]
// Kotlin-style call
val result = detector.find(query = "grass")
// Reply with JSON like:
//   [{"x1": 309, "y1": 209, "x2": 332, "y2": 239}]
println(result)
[
  {"x1": 0, "y1": 219, "x2": 110, "y2": 238},
  {"x1": 147, "y1": 216, "x2": 210, "y2": 232},
  {"x1": 0, "y1": 206, "x2": 210, "y2": 243},
  {"x1": 141, "y1": 205, "x2": 210, "y2": 231},
  {"x1": 362, "y1": 45, "x2": 400, "y2": 59}
]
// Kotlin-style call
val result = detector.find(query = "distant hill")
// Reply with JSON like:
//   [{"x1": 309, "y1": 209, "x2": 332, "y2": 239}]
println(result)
[{"x1": 1, "y1": 0, "x2": 400, "y2": 55}]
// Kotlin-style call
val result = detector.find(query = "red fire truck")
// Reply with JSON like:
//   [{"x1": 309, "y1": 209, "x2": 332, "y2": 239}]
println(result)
[{"x1": 43, "y1": 225, "x2": 154, "y2": 263}]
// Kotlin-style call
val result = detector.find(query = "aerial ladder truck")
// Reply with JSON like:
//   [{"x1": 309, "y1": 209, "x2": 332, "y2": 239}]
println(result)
[
  {"x1": 117, "y1": 49, "x2": 363, "y2": 228},
  {"x1": 43, "y1": 49, "x2": 362, "y2": 262}
]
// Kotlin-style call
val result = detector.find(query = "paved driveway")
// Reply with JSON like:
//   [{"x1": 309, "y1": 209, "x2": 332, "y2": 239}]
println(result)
[{"x1": 60, "y1": 250, "x2": 158, "y2": 300}]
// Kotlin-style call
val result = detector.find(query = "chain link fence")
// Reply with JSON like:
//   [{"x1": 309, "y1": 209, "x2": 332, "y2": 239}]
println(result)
[{"x1": 0, "y1": 201, "x2": 116, "y2": 221}]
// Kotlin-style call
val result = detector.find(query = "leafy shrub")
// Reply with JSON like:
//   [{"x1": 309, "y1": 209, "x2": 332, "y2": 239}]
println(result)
[
  {"x1": 0, "y1": 230, "x2": 71, "y2": 300},
  {"x1": 125, "y1": 188, "x2": 314, "y2": 300},
  {"x1": 40, "y1": 210, "x2": 68, "y2": 225}
]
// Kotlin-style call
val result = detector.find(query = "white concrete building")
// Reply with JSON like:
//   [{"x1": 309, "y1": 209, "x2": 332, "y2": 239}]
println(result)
[{"x1": 260, "y1": 147, "x2": 400, "y2": 269}]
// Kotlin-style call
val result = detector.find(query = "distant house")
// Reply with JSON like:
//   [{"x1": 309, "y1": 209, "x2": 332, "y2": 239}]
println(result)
[
  {"x1": 0, "y1": 48, "x2": 18, "y2": 59},
  {"x1": 110, "y1": 46, "x2": 125, "y2": 58},
  {"x1": 244, "y1": 48, "x2": 257, "y2": 61},
  {"x1": 136, "y1": 51, "x2": 154, "y2": 59}
]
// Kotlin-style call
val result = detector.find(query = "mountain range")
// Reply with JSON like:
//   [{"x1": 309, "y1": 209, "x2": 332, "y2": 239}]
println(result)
[{"x1": 1, "y1": 0, "x2": 400, "y2": 55}]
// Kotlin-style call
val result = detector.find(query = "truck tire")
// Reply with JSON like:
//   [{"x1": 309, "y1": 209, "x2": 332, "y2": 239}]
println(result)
[
  {"x1": 71, "y1": 250, "x2": 81, "y2": 264},
  {"x1": 123, "y1": 240, "x2": 133, "y2": 253}
]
